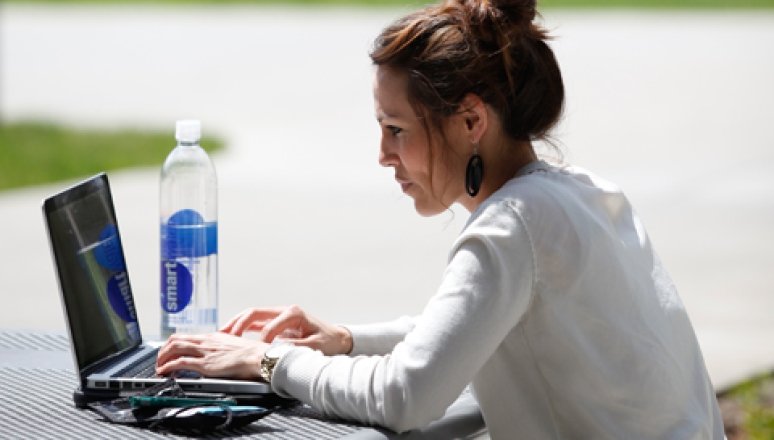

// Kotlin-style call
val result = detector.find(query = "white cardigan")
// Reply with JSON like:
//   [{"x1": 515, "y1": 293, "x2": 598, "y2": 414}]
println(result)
[{"x1": 271, "y1": 161, "x2": 723, "y2": 439}]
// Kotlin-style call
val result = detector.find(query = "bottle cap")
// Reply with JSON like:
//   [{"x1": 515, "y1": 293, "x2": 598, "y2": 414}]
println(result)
[{"x1": 175, "y1": 120, "x2": 201, "y2": 143}]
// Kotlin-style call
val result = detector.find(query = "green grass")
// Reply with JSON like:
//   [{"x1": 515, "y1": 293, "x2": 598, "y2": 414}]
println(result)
[
  {"x1": 719, "y1": 372, "x2": 774, "y2": 440},
  {"x1": 6, "y1": 0, "x2": 427, "y2": 4},
  {"x1": 0, "y1": 121, "x2": 223, "y2": 192},
  {"x1": 541, "y1": 0, "x2": 774, "y2": 7},
  {"x1": 6, "y1": 0, "x2": 774, "y2": 8}
]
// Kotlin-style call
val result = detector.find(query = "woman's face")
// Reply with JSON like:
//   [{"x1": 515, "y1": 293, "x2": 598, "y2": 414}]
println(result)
[{"x1": 373, "y1": 66, "x2": 466, "y2": 216}]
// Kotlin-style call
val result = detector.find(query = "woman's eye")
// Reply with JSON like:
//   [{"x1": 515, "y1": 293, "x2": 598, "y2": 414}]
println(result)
[{"x1": 387, "y1": 125, "x2": 403, "y2": 136}]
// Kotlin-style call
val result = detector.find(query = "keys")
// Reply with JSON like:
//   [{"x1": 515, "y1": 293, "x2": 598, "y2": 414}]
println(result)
[{"x1": 122, "y1": 359, "x2": 157, "y2": 378}]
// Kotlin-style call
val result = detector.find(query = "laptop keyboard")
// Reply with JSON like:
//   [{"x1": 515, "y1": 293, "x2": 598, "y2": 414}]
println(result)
[
  {"x1": 116, "y1": 351, "x2": 204, "y2": 379},
  {"x1": 121, "y1": 356, "x2": 158, "y2": 378}
]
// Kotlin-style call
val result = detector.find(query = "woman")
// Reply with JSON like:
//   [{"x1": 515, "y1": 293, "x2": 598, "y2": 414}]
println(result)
[{"x1": 156, "y1": 0, "x2": 723, "y2": 437}]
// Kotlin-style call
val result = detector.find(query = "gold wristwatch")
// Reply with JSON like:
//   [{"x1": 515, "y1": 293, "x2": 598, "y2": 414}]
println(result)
[{"x1": 260, "y1": 341, "x2": 293, "y2": 384}]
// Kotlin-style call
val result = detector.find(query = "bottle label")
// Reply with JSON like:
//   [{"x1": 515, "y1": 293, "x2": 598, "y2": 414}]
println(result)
[
  {"x1": 161, "y1": 209, "x2": 218, "y2": 259},
  {"x1": 107, "y1": 272, "x2": 137, "y2": 322},
  {"x1": 161, "y1": 260, "x2": 193, "y2": 313},
  {"x1": 94, "y1": 224, "x2": 126, "y2": 271},
  {"x1": 91, "y1": 224, "x2": 137, "y2": 325}
]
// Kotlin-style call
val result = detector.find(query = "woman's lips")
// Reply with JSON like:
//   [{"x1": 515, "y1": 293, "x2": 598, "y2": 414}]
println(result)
[{"x1": 396, "y1": 177, "x2": 412, "y2": 192}]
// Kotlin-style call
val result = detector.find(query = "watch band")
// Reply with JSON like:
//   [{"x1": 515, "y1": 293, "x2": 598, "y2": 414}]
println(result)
[
  {"x1": 260, "y1": 354, "x2": 279, "y2": 383},
  {"x1": 260, "y1": 341, "x2": 293, "y2": 384}
]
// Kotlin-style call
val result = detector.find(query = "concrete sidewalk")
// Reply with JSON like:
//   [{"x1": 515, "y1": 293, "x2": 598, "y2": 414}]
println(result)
[{"x1": 1, "y1": 4, "x2": 773, "y2": 390}]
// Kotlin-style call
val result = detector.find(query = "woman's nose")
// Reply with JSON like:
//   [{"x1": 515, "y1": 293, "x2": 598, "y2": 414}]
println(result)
[{"x1": 378, "y1": 138, "x2": 398, "y2": 168}]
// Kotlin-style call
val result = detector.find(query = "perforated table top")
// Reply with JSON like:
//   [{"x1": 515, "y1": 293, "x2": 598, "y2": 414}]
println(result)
[
  {"x1": 0, "y1": 331, "x2": 369, "y2": 439},
  {"x1": 0, "y1": 331, "x2": 486, "y2": 439}
]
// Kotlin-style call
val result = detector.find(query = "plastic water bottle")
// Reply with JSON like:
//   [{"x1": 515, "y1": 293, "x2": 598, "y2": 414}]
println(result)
[{"x1": 160, "y1": 120, "x2": 218, "y2": 337}]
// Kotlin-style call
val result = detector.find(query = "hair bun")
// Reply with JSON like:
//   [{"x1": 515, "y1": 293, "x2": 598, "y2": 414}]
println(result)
[{"x1": 491, "y1": 0, "x2": 537, "y2": 25}]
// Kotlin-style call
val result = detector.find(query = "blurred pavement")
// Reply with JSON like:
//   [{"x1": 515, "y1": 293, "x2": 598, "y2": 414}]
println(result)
[{"x1": 1, "y1": 4, "x2": 772, "y2": 390}]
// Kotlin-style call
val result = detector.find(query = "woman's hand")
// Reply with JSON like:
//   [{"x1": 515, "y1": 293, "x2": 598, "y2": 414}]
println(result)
[
  {"x1": 220, "y1": 305, "x2": 353, "y2": 356},
  {"x1": 155, "y1": 332, "x2": 269, "y2": 380}
]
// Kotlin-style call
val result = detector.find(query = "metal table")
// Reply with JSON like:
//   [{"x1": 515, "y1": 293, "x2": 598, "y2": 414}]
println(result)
[{"x1": 0, "y1": 331, "x2": 486, "y2": 439}]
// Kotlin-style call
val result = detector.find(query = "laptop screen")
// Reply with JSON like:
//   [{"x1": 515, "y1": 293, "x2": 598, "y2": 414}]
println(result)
[{"x1": 44, "y1": 174, "x2": 141, "y2": 372}]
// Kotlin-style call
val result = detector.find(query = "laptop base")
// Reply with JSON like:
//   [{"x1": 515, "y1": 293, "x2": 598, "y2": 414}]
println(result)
[{"x1": 73, "y1": 387, "x2": 119, "y2": 409}]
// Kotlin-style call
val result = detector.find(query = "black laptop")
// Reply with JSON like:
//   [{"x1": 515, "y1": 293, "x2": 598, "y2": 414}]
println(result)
[{"x1": 43, "y1": 173, "x2": 270, "y2": 397}]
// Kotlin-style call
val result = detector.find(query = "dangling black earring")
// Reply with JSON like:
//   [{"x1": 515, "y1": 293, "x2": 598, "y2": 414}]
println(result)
[{"x1": 465, "y1": 145, "x2": 484, "y2": 197}]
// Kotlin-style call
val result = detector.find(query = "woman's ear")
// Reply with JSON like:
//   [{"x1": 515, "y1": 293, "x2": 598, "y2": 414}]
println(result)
[{"x1": 458, "y1": 93, "x2": 488, "y2": 144}]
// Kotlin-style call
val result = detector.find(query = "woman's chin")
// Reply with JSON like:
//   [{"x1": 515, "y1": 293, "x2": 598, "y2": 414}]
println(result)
[{"x1": 413, "y1": 198, "x2": 447, "y2": 217}]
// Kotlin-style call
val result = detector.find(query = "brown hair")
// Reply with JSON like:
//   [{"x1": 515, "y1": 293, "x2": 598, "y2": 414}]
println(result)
[{"x1": 370, "y1": 0, "x2": 564, "y2": 146}]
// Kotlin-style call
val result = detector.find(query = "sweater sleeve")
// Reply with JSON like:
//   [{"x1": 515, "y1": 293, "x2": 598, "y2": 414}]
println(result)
[
  {"x1": 344, "y1": 315, "x2": 417, "y2": 356},
  {"x1": 270, "y1": 201, "x2": 536, "y2": 433}
]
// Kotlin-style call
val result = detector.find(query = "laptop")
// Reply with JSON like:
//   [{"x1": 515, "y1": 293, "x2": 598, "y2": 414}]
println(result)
[{"x1": 43, "y1": 173, "x2": 270, "y2": 396}]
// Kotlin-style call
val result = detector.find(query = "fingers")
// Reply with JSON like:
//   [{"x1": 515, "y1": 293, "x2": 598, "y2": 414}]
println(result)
[
  {"x1": 261, "y1": 305, "x2": 308, "y2": 343},
  {"x1": 156, "y1": 356, "x2": 203, "y2": 377},
  {"x1": 155, "y1": 334, "x2": 206, "y2": 374},
  {"x1": 277, "y1": 328, "x2": 303, "y2": 339},
  {"x1": 220, "y1": 307, "x2": 287, "y2": 335},
  {"x1": 280, "y1": 326, "x2": 352, "y2": 355},
  {"x1": 155, "y1": 332, "x2": 269, "y2": 380},
  {"x1": 219, "y1": 308, "x2": 261, "y2": 335}
]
